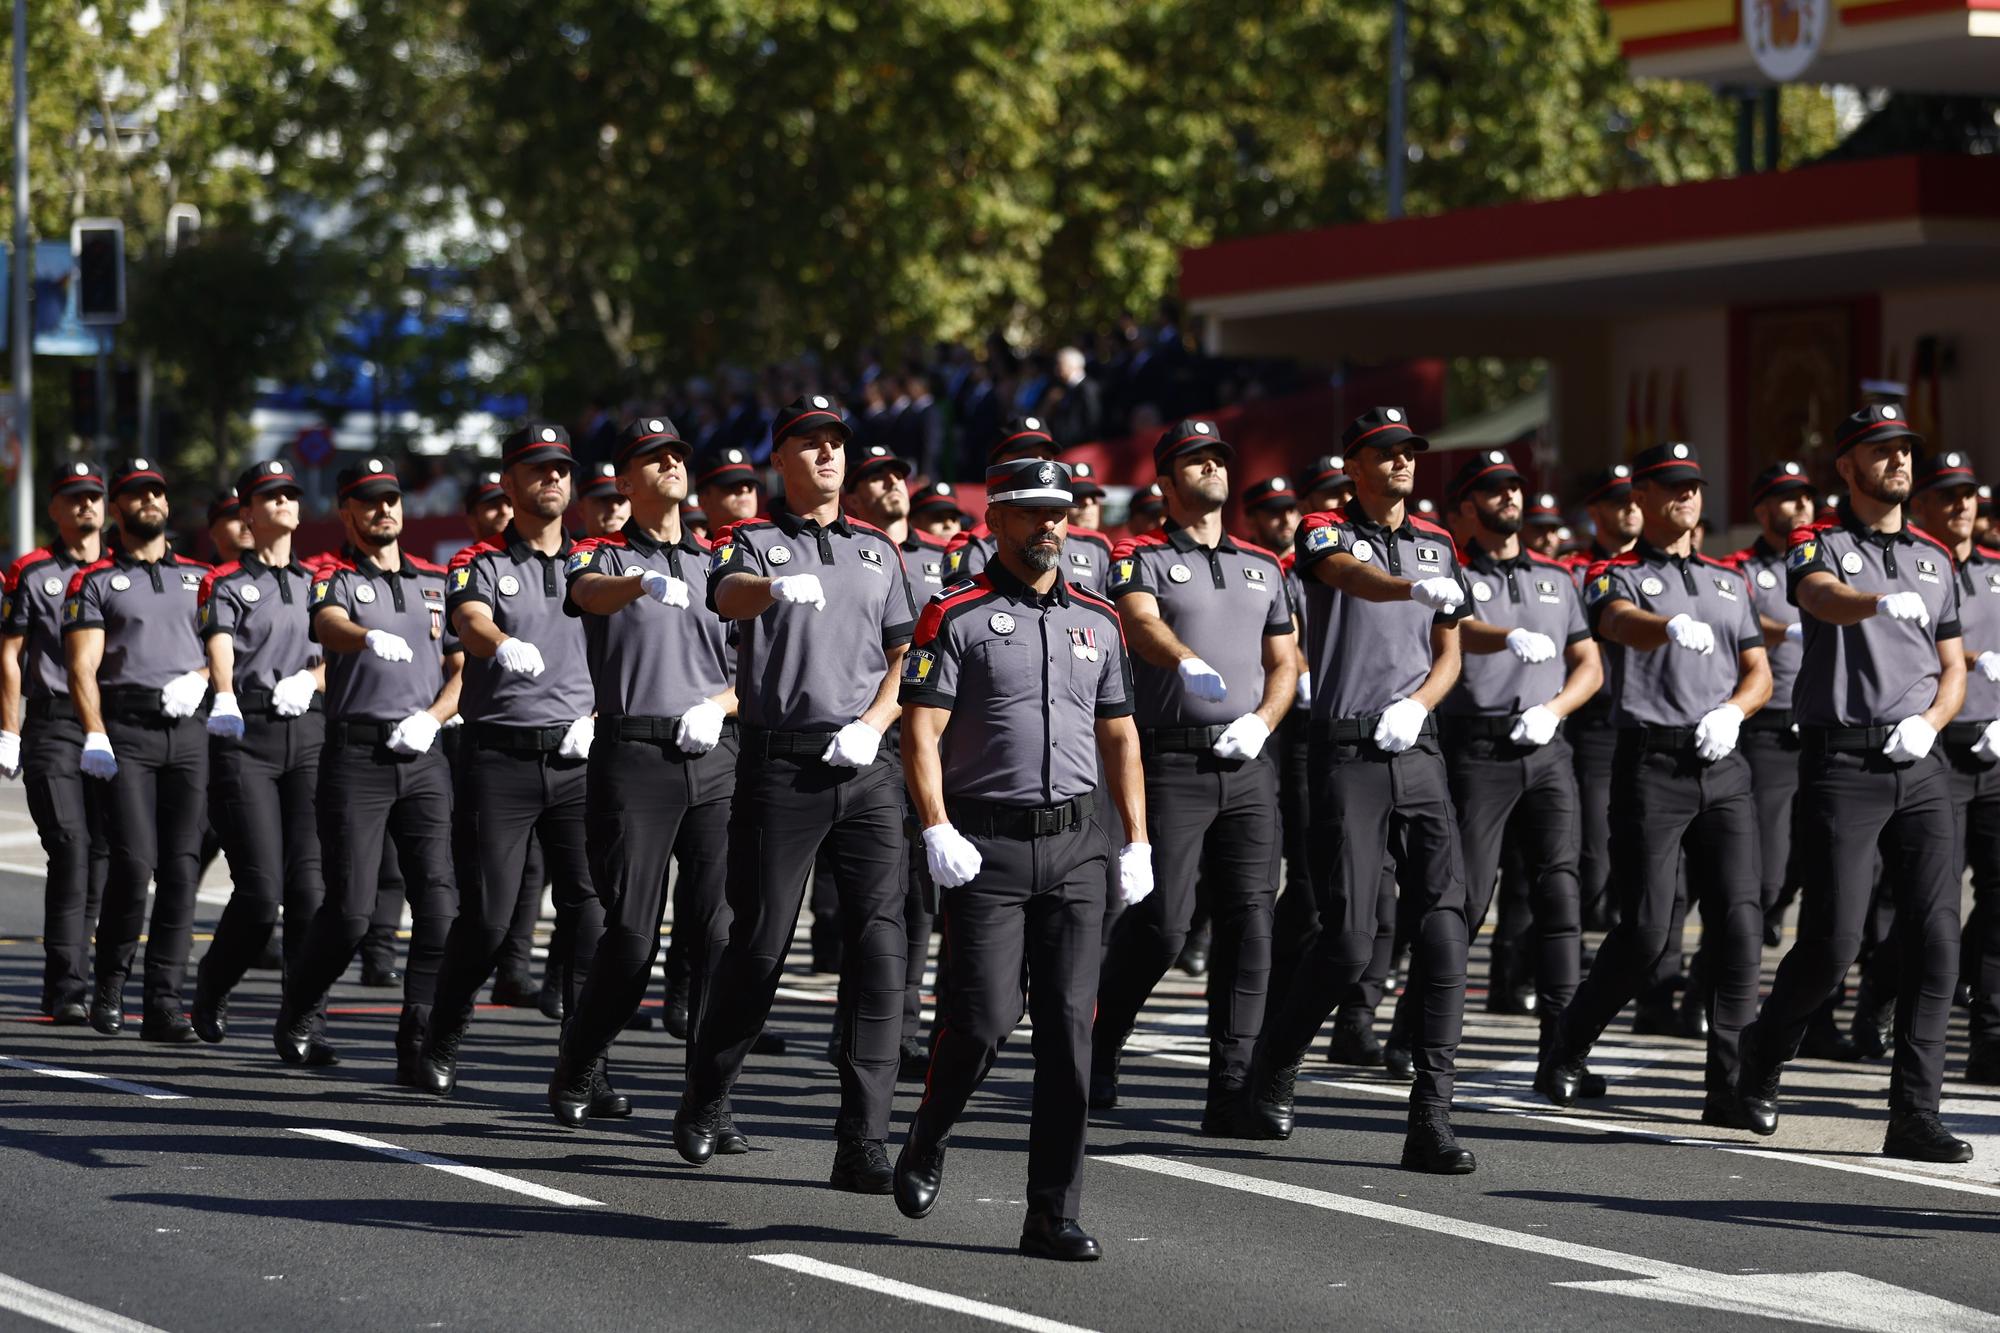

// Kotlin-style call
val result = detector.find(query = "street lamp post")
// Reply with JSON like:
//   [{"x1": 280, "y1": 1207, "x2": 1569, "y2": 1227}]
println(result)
[{"x1": 11, "y1": 0, "x2": 32, "y2": 556}]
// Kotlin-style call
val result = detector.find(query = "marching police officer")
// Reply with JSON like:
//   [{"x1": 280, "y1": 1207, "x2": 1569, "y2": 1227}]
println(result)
[
  {"x1": 275, "y1": 458, "x2": 463, "y2": 1080},
  {"x1": 0, "y1": 463, "x2": 110, "y2": 1023},
  {"x1": 466, "y1": 470, "x2": 511, "y2": 539},
  {"x1": 1523, "y1": 492, "x2": 1567, "y2": 559},
  {"x1": 675, "y1": 394, "x2": 918, "y2": 1191},
  {"x1": 1091, "y1": 420, "x2": 1295, "y2": 1131},
  {"x1": 65, "y1": 459, "x2": 214, "y2": 1041},
  {"x1": 1566, "y1": 465, "x2": 1642, "y2": 934},
  {"x1": 1540, "y1": 442, "x2": 1770, "y2": 1129},
  {"x1": 1068, "y1": 462, "x2": 1107, "y2": 533},
  {"x1": 1246, "y1": 408, "x2": 1478, "y2": 1173},
  {"x1": 418, "y1": 423, "x2": 605, "y2": 1095},
  {"x1": 1128, "y1": 483, "x2": 1165, "y2": 537},
  {"x1": 207, "y1": 492, "x2": 249, "y2": 563},
  {"x1": 911, "y1": 482, "x2": 966, "y2": 541},
  {"x1": 551, "y1": 416, "x2": 740, "y2": 1130},
  {"x1": 693, "y1": 445, "x2": 763, "y2": 531},
  {"x1": 190, "y1": 461, "x2": 325, "y2": 1044},
  {"x1": 890, "y1": 456, "x2": 1149, "y2": 1259},
  {"x1": 945, "y1": 416, "x2": 1113, "y2": 594},
  {"x1": 580, "y1": 460, "x2": 630, "y2": 538},
  {"x1": 1299, "y1": 455, "x2": 1355, "y2": 516},
  {"x1": 1733, "y1": 406, "x2": 1972, "y2": 1162}
]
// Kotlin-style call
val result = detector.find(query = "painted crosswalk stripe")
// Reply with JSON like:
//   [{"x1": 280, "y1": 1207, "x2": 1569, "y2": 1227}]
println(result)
[
  {"x1": 751, "y1": 1254, "x2": 1096, "y2": 1333},
  {"x1": 0, "y1": 1055, "x2": 188, "y2": 1100},
  {"x1": 287, "y1": 1128, "x2": 602, "y2": 1207},
  {"x1": 0, "y1": 1271, "x2": 170, "y2": 1333}
]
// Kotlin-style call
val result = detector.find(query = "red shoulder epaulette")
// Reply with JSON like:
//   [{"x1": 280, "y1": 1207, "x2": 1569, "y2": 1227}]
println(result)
[
  {"x1": 1110, "y1": 531, "x2": 1169, "y2": 562},
  {"x1": 912, "y1": 576, "x2": 995, "y2": 646},
  {"x1": 4, "y1": 546, "x2": 54, "y2": 591},
  {"x1": 448, "y1": 535, "x2": 505, "y2": 571},
  {"x1": 198, "y1": 560, "x2": 244, "y2": 607},
  {"x1": 406, "y1": 554, "x2": 447, "y2": 575},
  {"x1": 66, "y1": 556, "x2": 116, "y2": 597},
  {"x1": 1408, "y1": 515, "x2": 1454, "y2": 542},
  {"x1": 1789, "y1": 521, "x2": 1836, "y2": 549}
]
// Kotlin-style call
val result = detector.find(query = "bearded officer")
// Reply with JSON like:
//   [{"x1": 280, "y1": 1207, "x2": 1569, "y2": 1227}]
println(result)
[{"x1": 945, "y1": 416, "x2": 1114, "y2": 595}]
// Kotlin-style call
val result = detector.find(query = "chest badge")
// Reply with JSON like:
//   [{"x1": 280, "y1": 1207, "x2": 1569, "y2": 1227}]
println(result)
[
  {"x1": 1712, "y1": 577, "x2": 1738, "y2": 601},
  {"x1": 1351, "y1": 539, "x2": 1374, "y2": 563},
  {"x1": 1168, "y1": 563, "x2": 1192, "y2": 584},
  {"x1": 241, "y1": 585, "x2": 262, "y2": 603},
  {"x1": 859, "y1": 548, "x2": 884, "y2": 571},
  {"x1": 1916, "y1": 557, "x2": 1939, "y2": 584},
  {"x1": 1069, "y1": 549, "x2": 1090, "y2": 567},
  {"x1": 1416, "y1": 544, "x2": 1441, "y2": 563},
  {"x1": 990, "y1": 611, "x2": 1016, "y2": 635},
  {"x1": 1987, "y1": 574, "x2": 2000, "y2": 594},
  {"x1": 1067, "y1": 625, "x2": 1101, "y2": 661},
  {"x1": 1471, "y1": 581, "x2": 1493, "y2": 602},
  {"x1": 355, "y1": 583, "x2": 378, "y2": 604},
  {"x1": 41, "y1": 575, "x2": 62, "y2": 596},
  {"x1": 923, "y1": 560, "x2": 941, "y2": 580},
  {"x1": 1757, "y1": 569, "x2": 1777, "y2": 589},
  {"x1": 767, "y1": 545, "x2": 792, "y2": 566},
  {"x1": 1841, "y1": 551, "x2": 1864, "y2": 575},
  {"x1": 109, "y1": 574, "x2": 131, "y2": 592},
  {"x1": 181, "y1": 571, "x2": 201, "y2": 590},
  {"x1": 1640, "y1": 576, "x2": 1665, "y2": 597},
  {"x1": 497, "y1": 574, "x2": 521, "y2": 596}
]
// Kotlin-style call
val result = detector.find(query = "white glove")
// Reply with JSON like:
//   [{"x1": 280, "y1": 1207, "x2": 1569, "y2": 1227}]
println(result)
[
  {"x1": 1117, "y1": 843, "x2": 1155, "y2": 907},
  {"x1": 1785, "y1": 622, "x2": 1804, "y2": 647},
  {"x1": 1876, "y1": 591, "x2": 1930, "y2": 629},
  {"x1": 1505, "y1": 628, "x2": 1557, "y2": 664},
  {"x1": 160, "y1": 671, "x2": 209, "y2": 719},
  {"x1": 1212, "y1": 713, "x2": 1272, "y2": 761},
  {"x1": 1374, "y1": 696, "x2": 1429, "y2": 754},
  {"x1": 1294, "y1": 670, "x2": 1312, "y2": 709},
  {"x1": 639, "y1": 569, "x2": 692, "y2": 608},
  {"x1": 1977, "y1": 651, "x2": 2000, "y2": 684},
  {"x1": 770, "y1": 574, "x2": 827, "y2": 611},
  {"x1": 1664, "y1": 613, "x2": 1715, "y2": 655},
  {"x1": 81, "y1": 731, "x2": 117, "y2": 780},
  {"x1": 1409, "y1": 577, "x2": 1465, "y2": 614},
  {"x1": 0, "y1": 730, "x2": 20, "y2": 780},
  {"x1": 922, "y1": 823, "x2": 983, "y2": 889},
  {"x1": 206, "y1": 692, "x2": 245, "y2": 739},
  {"x1": 364, "y1": 629, "x2": 414, "y2": 663},
  {"x1": 271, "y1": 669, "x2": 319, "y2": 717},
  {"x1": 1971, "y1": 719, "x2": 2000, "y2": 762},
  {"x1": 1883, "y1": 714, "x2": 1937, "y2": 763},
  {"x1": 820, "y1": 720, "x2": 882, "y2": 768},
  {"x1": 386, "y1": 710, "x2": 441, "y2": 756},
  {"x1": 1509, "y1": 704, "x2": 1559, "y2": 748},
  {"x1": 558, "y1": 715, "x2": 593, "y2": 760},
  {"x1": 1176, "y1": 657, "x2": 1228, "y2": 703},
  {"x1": 675, "y1": 699, "x2": 727, "y2": 755},
  {"x1": 1694, "y1": 702, "x2": 1744, "y2": 763},
  {"x1": 495, "y1": 637, "x2": 547, "y2": 677}
]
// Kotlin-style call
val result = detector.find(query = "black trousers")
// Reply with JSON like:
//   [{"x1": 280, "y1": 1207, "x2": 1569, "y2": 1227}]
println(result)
[
  {"x1": 1488, "y1": 842, "x2": 1535, "y2": 991},
  {"x1": 1439, "y1": 731, "x2": 1581, "y2": 1014},
  {"x1": 1256, "y1": 734, "x2": 1469, "y2": 1110},
  {"x1": 1561, "y1": 738, "x2": 1762, "y2": 1088},
  {"x1": 23, "y1": 714, "x2": 110, "y2": 1010},
  {"x1": 688, "y1": 748, "x2": 908, "y2": 1141},
  {"x1": 1570, "y1": 711, "x2": 1617, "y2": 926},
  {"x1": 287, "y1": 737, "x2": 456, "y2": 1023},
  {"x1": 565, "y1": 733, "x2": 735, "y2": 1062},
  {"x1": 494, "y1": 835, "x2": 545, "y2": 982},
  {"x1": 1947, "y1": 747, "x2": 2000, "y2": 1047},
  {"x1": 1742, "y1": 723, "x2": 1802, "y2": 923},
  {"x1": 1097, "y1": 746, "x2": 1279, "y2": 1088},
  {"x1": 361, "y1": 839, "x2": 407, "y2": 973},
  {"x1": 910, "y1": 813, "x2": 1107, "y2": 1220},
  {"x1": 95, "y1": 714, "x2": 210, "y2": 1009},
  {"x1": 201, "y1": 713, "x2": 325, "y2": 993},
  {"x1": 1269, "y1": 861, "x2": 1396, "y2": 1024}
]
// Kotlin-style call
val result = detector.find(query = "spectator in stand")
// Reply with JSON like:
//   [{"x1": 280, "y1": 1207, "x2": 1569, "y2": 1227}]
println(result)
[{"x1": 1046, "y1": 347, "x2": 1104, "y2": 447}]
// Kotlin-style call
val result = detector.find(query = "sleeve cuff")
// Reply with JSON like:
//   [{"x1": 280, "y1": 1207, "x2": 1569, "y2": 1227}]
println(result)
[
  {"x1": 1094, "y1": 701, "x2": 1135, "y2": 720},
  {"x1": 900, "y1": 687, "x2": 953, "y2": 710}
]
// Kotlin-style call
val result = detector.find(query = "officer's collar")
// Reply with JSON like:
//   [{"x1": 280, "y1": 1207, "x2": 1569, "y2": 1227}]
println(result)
[
  {"x1": 1463, "y1": 538, "x2": 1528, "y2": 573},
  {"x1": 1346, "y1": 503, "x2": 1416, "y2": 540},
  {"x1": 502, "y1": 520, "x2": 574, "y2": 561},
  {"x1": 984, "y1": 558, "x2": 1071, "y2": 608},
  {"x1": 240, "y1": 549, "x2": 308, "y2": 577},
  {"x1": 1841, "y1": 506, "x2": 1916, "y2": 547},
  {"x1": 772, "y1": 506, "x2": 851, "y2": 539},
  {"x1": 1161, "y1": 518, "x2": 1237, "y2": 554},
  {"x1": 1633, "y1": 535, "x2": 1699, "y2": 565},
  {"x1": 344, "y1": 544, "x2": 419, "y2": 579},
  {"x1": 113, "y1": 546, "x2": 181, "y2": 569},
  {"x1": 618, "y1": 518, "x2": 702, "y2": 555}
]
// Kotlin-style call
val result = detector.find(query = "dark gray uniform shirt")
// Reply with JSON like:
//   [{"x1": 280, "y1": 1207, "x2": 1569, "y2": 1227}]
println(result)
[
  {"x1": 448, "y1": 524, "x2": 592, "y2": 728},
  {"x1": 1585, "y1": 539, "x2": 1762, "y2": 729},
  {"x1": 63, "y1": 551, "x2": 210, "y2": 689},
  {"x1": 710, "y1": 511, "x2": 917, "y2": 731},
  {"x1": 198, "y1": 553, "x2": 318, "y2": 693},
  {"x1": 901, "y1": 563, "x2": 1132, "y2": 805},
  {"x1": 945, "y1": 524, "x2": 1113, "y2": 596},
  {"x1": 1956, "y1": 544, "x2": 2000, "y2": 723},
  {"x1": 565, "y1": 521, "x2": 731, "y2": 718},
  {"x1": 1106, "y1": 520, "x2": 1291, "y2": 727},
  {"x1": 5, "y1": 547, "x2": 88, "y2": 701},
  {"x1": 1785, "y1": 517, "x2": 1961, "y2": 729},
  {"x1": 1727, "y1": 537, "x2": 1801, "y2": 712},
  {"x1": 1295, "y1": 508, "x2": 1471, "y2": 722},
  {"x1": 901, "y1": 529, "x2": 952, "y2": 598},
  {"x1": 309, "y1": 550, "x2": 457, "y2": 722},
  {"x1": 1447, "y1": 542, "x2": 1589, "y2": 719}
]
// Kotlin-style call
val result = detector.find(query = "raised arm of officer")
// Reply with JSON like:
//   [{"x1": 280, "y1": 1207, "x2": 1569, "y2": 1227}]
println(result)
[
  {"x1": 1796, "y1": 567, "x2": 1936, "y2": 628},
  {"x1": 1116, "y1": 589, "x2": 1297, "y2": 733},
  {"x1": 1309, "y1": 545, "x2": 1453, "y2": 607},
  {"x1": 312, "y1": 604, "x2": 375, "y2": 656}
]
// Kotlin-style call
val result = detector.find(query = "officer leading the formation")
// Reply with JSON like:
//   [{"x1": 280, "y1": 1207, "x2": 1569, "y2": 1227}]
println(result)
[
  {"x1": 1734, "y1": 405, "x2": 1974, "y2": 1163},
  {"x1": 891, "y1": 456, "x2": 1149, "y2": 1260}
]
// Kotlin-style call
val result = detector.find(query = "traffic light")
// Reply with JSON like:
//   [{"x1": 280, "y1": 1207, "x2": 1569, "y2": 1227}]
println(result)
[{"x1": 72, "y1": 218, "x2": 125, "y2": 325}]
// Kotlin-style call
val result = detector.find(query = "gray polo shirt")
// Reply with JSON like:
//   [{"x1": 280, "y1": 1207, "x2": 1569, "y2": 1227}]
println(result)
[
  {"x1": 1725, "y1": 537, "x2": 1801, "y2": 711},
  {"x1": 309, "y1": 549, "x2": 457, "y2": 722},
  {"x1": 901, "y1": 562, "x2": 1133, "y2": 805},
  {"x1": 1282, "y1": 552, "x2": 1309, "y2": 715},
  {"x1": 710, "y1": 510, "x2": 917, "y2": 731},
  {"x1": 1957, "y1": 544, "x2": 2000, "y2": 724},
  {"x1": 1106, "y1": 520, "x2": 1291, "y2": 727},
  {"x1": 945, "y1": 524, "x2": 1113, "y2": 595},
  {"x1": 901, "y1": 529, "x2": 952, "y2": 597},
  {"x1": 63, "y1": 551, "x2": 210, "y2": 689},
  {"x1": 1446, "y1": 542, "x2": 1589, "y2": 719},
  {"x1": 1785, "y1": 518, "x2": 1962, "y2": 729},
  {"x1": 447, "y1": 524, "x2": 593, "y2": 728},
  {"x1": 4, "y1": 547, "x2": 88, "y2": 702},
  {"x1": 565, "y1": 520, "x2": 731, "y2": 718},
  {"x1": 1295, "y1": 509, "x2": 1471, "y2": 722},
  {"x1": 198, "y1": 552, "x2": 318, "y2": 693},
  {"x1": 1584, "y1": 539, "x2": 1762, "y2": 729}
]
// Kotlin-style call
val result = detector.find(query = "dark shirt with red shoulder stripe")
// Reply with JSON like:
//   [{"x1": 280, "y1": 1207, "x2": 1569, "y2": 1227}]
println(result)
[
  {"x1": 447, "y1": 523, "x2": 591, "y2": 728},
  {"x1": 4, "y1": 546, "x2": 92, "y2": 702},
  {"x1": 900, "y1": 562, "x2": 1132, "y2": 806},
  {"x1": 198, "y1": 552, "x2": 318, "y2": 694},
  {"x1": 307, "y1": 547, "x2": 457, "y2": 722},
  {"x1": 63, "y1": 549, "x2": 212, "y2": 690},
  {"x1": 944, "y1": 521, "x2": 1114, "y2": 595},
  {"x1": 564, "y1": 520, "x2": 731, "y2": 720},
  {"x1": 1582, "y1": 537, "x2": 1761, "y2": 729}
]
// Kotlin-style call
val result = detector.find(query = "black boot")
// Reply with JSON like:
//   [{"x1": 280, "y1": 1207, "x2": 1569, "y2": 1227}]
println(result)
[
  {"x1": 715, "y1": 1104, "x2": 751, "y2": 1155},
  {"x1": 1882, "y1": 1110, "x2": 1974, "y2": 1164},
  {"x1": 1240, "y1": 1057, "x2": 1298, "y2": 1140},
  {"x1": 1199, "y1": 1081, "x2": 1262, "y2": 1138},
  {"x1": 590, "y1": 1057, "x2": 631, "y2": 1118},
  {"x1": 1730, "y1": 1025, "x2": 1782, "y2": 1137},
  {"x1": 1325, "y1": 1006, "x2": 1384, "y2": 1067},
  {"x1": 416, "y1": 1006, "x2": 471, "y2": 1097},
  {"x1": 1088, "y1": 1040, "x2": 1121, "y2": 1110},
  {"x1": 537, "y1": 969, "x2": 565, "y2": 1022},
  {"x1": 50, "y1": 1000, "x2": 89, "y2": 1026},
  {"x1": 1534, "y1": 1020, "x2": 1587, "y2": 1108},
  {"x1": 1676, "y1": 970, "x2": 1710, "y2": 1039},
  {"x1": 140, "y1": 1001, "x2": 200, "y2": 1045},
  {"x1": 1849, "y1": 976, "x2": 1893, "y2": 1059},
  {"x1": 1019, "y1": 1213, "x2": 1102, "y2": 1261},
  {"x1": 89, "y1": 976, "x2": 125, "y2": 1035},
  {"x1": 1176, "y1": 921, "x2": 1211, "y2": 978},
  {"x1": 190, "y1": 961, "x2": 228, "y2": 1045},
  {"x1": 1402, "y1": 1107, "x2": 1477, "y2": 1174},
  {"x1": 394, "y1": 1004, "x2": 428, "y2": 1089},
  {"x1": 490, "y1": 969, "x2": 538, "y2": 1007},
  {"x1": 359, "y1": 958, "x2": 402, "y2": 989},
  {"x1": 829, "y1": 1137, "x2": 894, "y2": 1194},
  {"x1": 548, "y1": 1050, "x2": 596, "y2": 1129},
  {"x1": 273, "y1": 995, "x2": 337, "y2": 1066},
  {"x1": 662, "y1": 975, "x2": 691, "y2": 1040},
  {"x1": 898, "y1": 1035, "x2": 930, "y2": 1083},
  {"x1": 674, "y1": 1094, "x2": 727, "y2": 1165},
  {"x1": 894, "y1": 1137, "x2": 947, "y2": 1219}
]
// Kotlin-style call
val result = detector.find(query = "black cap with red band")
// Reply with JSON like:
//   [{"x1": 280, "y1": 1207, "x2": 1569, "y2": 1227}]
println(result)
[
  {"x1": 235, "y1": 459, "x2": 300, "y2": 503},
  {"x1": 991, "y1": 414, "x2": 1058, "y2": 463},
  {"x1": 464, "y1": 470, "x2": 504, "y2": 513},
  {"x1": 337, "y1": 457, "x2": 402, "y2": 502},
  {"x1": 207, "y1": 493, "x2": 242, "y2": 527},
  {"x1": 1913, "y1": 449, "x2": 1978, "y2": 496},
  {"x1": 501, "y1": 421, "x2": 574, "y2": 469},
  {"x1": 1631, "y1": 441, "x2": 1705, "y2": 487},
  {"x1": 1835, "y1": 402, "x2": 1922, "y2": 457},
  {"x1": 1303, "y1": 454, "x2": 1351, "y2": 497},
  {"x1": 615, "y1": 415, "x2": 688, "y2": 469},
  {"x1": 772, "y1": 394, "x2": 851, "y2": 446},
  {"x1": 1342, "y1": 407, "x2": 1429, "y2": 455},
  {"x1": 583, "y1": 460, "x2": 621, "y2": 500},
  {"x1": 695, "y1": 445, "x2": 759, "y2": 491},
  {"x1": 1067, "y1": 461, "x2": 1106, "y2": 501},
  {"x1": 1446, "y1": 449, "x2": 1524, "y2": 504},
  {"x1": 51, "y1": 461, "x2": 105, "y2": 498},
  {"x1": 1153, "y1": 418, "x2": 1232, "y2": 474},
  {"x1": 847, "y1": 443, "x2": 912, "y2": 489},
  {"x1": 110, "y1": 457, "x2": 167, "y2": 498},
  {"x1": 1525, "y1": 491, "x2": 1563, "y2": 526},
  {"x1": 1243, "y1": 475, "x2": 1298, "y2": 512},
  {"x1": 1749, "y1": 461, "x2": 1813, "y2": 505},
  {"x1": 911, "y1": 481, "x2": 966, "y2": 520},
  {"x1": 1579, "y1": 463, "x2": 1633, "y2": 505}
]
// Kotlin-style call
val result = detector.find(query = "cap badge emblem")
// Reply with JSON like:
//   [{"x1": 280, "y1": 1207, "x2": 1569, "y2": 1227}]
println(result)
[
  {"x1": 649, "y1": 419, "x2": 663, "y2": 432},
  {"x1": 1385, "y1": 409, "x2": 1402, "y2": 423},
  {"x1": 1672, "y1": 444, "x2": 1690, "y2": 459},
  {"x1": 1037, "y1": 463, "x2": 1057, "y2": 486},
  {"x1": 367, "y1": 459, "x2": 384, "y2": 473},
  {"x1": 1882, "y1": 404, "x2": 1900, "y2": 419},
  {"x1": 1195, "y1": 422, "x2": 1210, "y2": 434},
  {"x1": 811, "y1": 395, "x2": 830, "y2": 409}
]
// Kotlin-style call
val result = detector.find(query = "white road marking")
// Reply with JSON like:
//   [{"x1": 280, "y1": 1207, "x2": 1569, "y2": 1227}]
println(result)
[
  {"x1": 751, "y1": 1254, "x2": 1097, "y2": 1333},
  {"x1": 0, "y1": 829, "x2": 46, "y2": 850},
  {"x1": 1111, "y1": 1155, "x2": 2000, "y2": 1332},
  {"x1": 0, "y1": 1272, "x2": 170, "y2": 1333},
  {"x1": 287, "y1": 1128, "x2": 602, "y2": 1208},
  {"x1": 0, "y1": 1055, "x2": 188, "y2": 1100}
]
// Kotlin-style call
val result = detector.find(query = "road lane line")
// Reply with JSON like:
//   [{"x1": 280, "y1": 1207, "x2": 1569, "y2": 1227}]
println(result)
[
  {"x1": 286, "y1": 1128, "x2": 601, "y2": 1207},
  {"x1": 0, "y1": 1055, "x2": 189, "y2": 1100},
  {"x1": 0, "y1": 1271, "x2": 169, "y2": 1333},
  {"x1": 750, "y1": 1254, "x2": 1096, "y2": 1333},
  {"x1": 1718, "y1": 1148, "x2": 2000, "y2": 1201}
]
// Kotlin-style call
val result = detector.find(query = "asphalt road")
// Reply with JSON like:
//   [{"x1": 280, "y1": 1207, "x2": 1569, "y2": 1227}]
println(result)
[{"x1": 1, "y1": 786, "x2": 1997, "y2": 1333}]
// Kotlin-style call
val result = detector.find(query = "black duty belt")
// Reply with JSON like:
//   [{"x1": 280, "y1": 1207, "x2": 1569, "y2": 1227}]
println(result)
[
  {"x1": 468, "y1": 721, "x2": 570, "y2": 754},
  {"x1": 102, "y1": 685, "x2": 173, "y2": 721},
  {"x1": 1440, "y1": 714, "x2": 1560, "y2": 742},
  {"x1": 327, "y1": 719, "x2": 396, "y2": 747},
  {"x1": 950, "y1": 791, "x2": 1096, "y2": 840},
  {"x1": 1315, "y1": 714, "x2": 1438, "y2": 745},
  {"x1": 1942, "y1": 720, "x2": 1992, "y2": 747},
  {"x1": 1140, "y1": 723, "x2": 1229, "y2": 754},
  {"x1": 606, "y1": 714, "x2": 739, "y2": 742},
  {"x1": 742, "y1": 725, "x2": 842, "y2": 758},
  {"x1": 25, "y1": 695, "x2": 77, "y2": 722},
  {"x1": 1621, "y1": 725, "x2": 1698, "y2": 754},
  {"x1": 236, "y1": 689, "x2": 323, "y2": 716},
  {"x1": 1799, "y1": 725, "x2": 1894, "y2": 754},
  {"x1": 1742, "y1": 707, "x2": 1792, "y2": 732}
]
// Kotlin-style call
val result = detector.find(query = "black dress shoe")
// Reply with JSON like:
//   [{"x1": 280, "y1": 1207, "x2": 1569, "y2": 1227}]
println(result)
[
  {"x1": 663, "y1": 976, "x2": 691, "y2": 1039},
  {"x1": 674, "y1": 1097, "x2": 727, "y2": 1165},
  {"x1": 89, "y1": 980, "x2": 125, "y2": 1036},
  {"x1": 1883, "y1": 1110, "x2": 1973, "y2": 1164},
  {"x1": 50, "y1": 1001, "x2": 89, "y2": 1027},
  {"x1": 1243, "y1": 1060, "x2": 1298, "y2": 1140},
  {"x1": 1849, "y1": 982, "x2": 1892, "y2": 1059},
  {"x1": 490, "y1": 970, "x2": 539, "y2": 1007},
  {"x1": 829, "y1": 1138, "x2": 894, "y2": 1194},
  {"x1": 589, "y1": 1060, "x2": 631, "y2": 1118},
  {"x1": 1402, "y1": 1111, "x2": 1477, "y2": 1174},
  {"x1": 394, "y1": 1004, "x2": 428, "y2": 1089},
  {"x1": 1965, "y1": 1042, "x2": 2000, "y2": 1085},
  {"x1": 1325, "y1": 1009, "x2": 1384, "y2": 1067},
  {"x1": 1088, "y1": 1053, "x2": 1119, "y2": 1110},
  {"x1": 1534, "y1": 1038, "x2": 1586, "y2": 1108},
  {"x1": 750, "y1": 1029, "x2": 786, "y2": 1056},
  {"x1": 1019, "y1": 1214, "x2": 1101, "y2": 1261},
  {"x1": 1954, "y1": 981, "x2": 1973, "y2": 1009},
  {"x1": 1675, "y1": 995, "x2": 1710, "y2": 1039},
  {"x1": 1176, "y1": 923, "x2": 1211, "y2": 978},
  {"x1": 894, "y1": 1139, "x2": 947, "y2": 1219},
  {"x1": 1731, "y1": 1028, "x2": 1782, "y2": 1137},
  {"x1": 358, "y1": 960, "x2": 402, "y2": 989},
  {"x1": 1199, "y1": 1086, "x2": 1263, "y2": 1138},
  {"x1": 538, "y1": 974, "x2": 566, "y2": 1022},
  {"x1": 1700, "y1": 1090, "x2": 1763, "y2": 1132},
  {"x1": 140, "y1": 1006, "x2": 200, "y2": 1045},
  {"x1": 898, "y1": 1036, "x2": 930, "y2": 1084},
  {"x1": 715, "y1": 1112, "x2": 751, "y2": 1155},
  {"x1": 548, "y1": 1054, "x2": 595, "y2": 1129},
  {"x1": 416, "y1": 1014, "x2": 468, "y2": 1097},
  {"x1": 191, "y1": 973, "x2": 228, "y2": 1044},
  {"x1": 1382, "y1": 1041, "x2": 1414, "y2": 1080}
]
